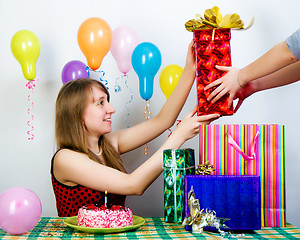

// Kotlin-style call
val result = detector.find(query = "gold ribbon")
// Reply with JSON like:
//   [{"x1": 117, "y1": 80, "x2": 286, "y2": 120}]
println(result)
[
  {"x1": 185, "y1": 6, "x2": 254, "y2": 32},
  {"x1": 196, "y1": 161, "x2": 215, "y2": 175},
  {"x1": 182, "y1": 186, "x2": 230, "y2": 234}
]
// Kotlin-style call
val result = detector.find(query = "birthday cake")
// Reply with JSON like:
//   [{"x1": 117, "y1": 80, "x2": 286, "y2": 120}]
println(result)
[{"x1": 78, "y1": 204, "x2": 133, "y2": 228}]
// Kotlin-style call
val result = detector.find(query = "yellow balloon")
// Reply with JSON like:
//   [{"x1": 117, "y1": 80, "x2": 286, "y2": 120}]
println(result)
[
  {"x1": 11, "y1": 30, "x2": 41, "y2": 81},
  {"x1": 159, "y1": 64, "x2": 183, "y2": 99}
]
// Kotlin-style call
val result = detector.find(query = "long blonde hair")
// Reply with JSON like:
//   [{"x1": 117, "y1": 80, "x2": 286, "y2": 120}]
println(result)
[{"x1": 55, "y1": 78, "x2": 126, "y2": 172}]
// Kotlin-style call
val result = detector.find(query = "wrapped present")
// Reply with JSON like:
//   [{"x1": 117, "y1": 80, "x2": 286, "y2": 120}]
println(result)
[
  {"x1": 163, "y1": 148, "x2": 195, "y2": 223},
  {"x1": 184, "y1": 175, "x2": 261, "y2": 231},
  {"x1": 185, "y1": 6, "x2": 254, "y2": 116},
  {"x1": 199, "y1": 124, "x2": 286, "y2": 227},
  {"x1": 182, "y1": 186, "x2": 233, "y2": 237}
]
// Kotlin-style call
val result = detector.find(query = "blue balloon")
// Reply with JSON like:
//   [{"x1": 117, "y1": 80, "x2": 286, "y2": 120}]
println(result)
[{"x1": 131, "y1": 42, "x2": 162, "y2": 100}]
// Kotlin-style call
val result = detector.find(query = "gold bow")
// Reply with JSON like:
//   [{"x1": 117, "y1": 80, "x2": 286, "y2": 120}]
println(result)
[
  {"x1": 185, "y1": 6, "x2": 254, "y2": 32},
  {"x1": 182, "y1": 186, "x2": 230, "y2": 234},
  {"x1": 196, "y1": 161, "x2": 215, "y2": 175}
]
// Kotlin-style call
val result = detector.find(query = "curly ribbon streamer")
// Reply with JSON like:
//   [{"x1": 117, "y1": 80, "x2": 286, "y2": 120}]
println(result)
[
  {"x1": 114, "y1": 74, "x2": 133, "y2": 128},
  {"x1": 167, "y1": 119, "x2": 182, "y2": 137},
  {"x1": 185, "y1": 6, "x2": 254, "y2": 32},
  {"x1": 86, "y1": 66, "x2": 109, "y2": 90},
  {"x1": 114, "y1": 75, "x2": 122, "y2": 93},
  {"x1": 182, "y1": 186, "x2": 244, "y2": 238},
  {"x1": 25, "y1": 79, "x2": 38, "y2": 140},
  {"x1": 143, "y1": 100, "x2": 152, "y2": 155},
  {"x1": 228, "y1": 131, "x2": 260, "y2": 161},
  {"x1": 124, "y1": 75, "x2": 133, "y2": 128},
  {"x1": 85, "y1": 66, "x2": 90, "y2": 78}
]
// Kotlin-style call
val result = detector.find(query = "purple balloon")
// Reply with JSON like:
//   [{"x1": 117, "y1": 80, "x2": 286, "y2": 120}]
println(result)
[
  {"x1": 61, "y1": 60, "x2": 89, "y2": 84},
  {"x1": 0, "y1": 187, "x2": 42, "y2": 235}
]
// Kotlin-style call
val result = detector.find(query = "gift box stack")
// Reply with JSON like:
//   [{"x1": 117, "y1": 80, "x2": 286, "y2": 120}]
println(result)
[
  {"x1": 198, "y1": 124, "x2": 286, "y2": 228},
  {"x1": 163, "y1": 6, "x2": 286, "y2": 233}
]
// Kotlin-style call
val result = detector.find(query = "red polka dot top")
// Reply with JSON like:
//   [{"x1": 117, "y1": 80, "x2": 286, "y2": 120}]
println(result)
[{"x1": 51, "y1": 150, "x2": 126, "y2": 217}]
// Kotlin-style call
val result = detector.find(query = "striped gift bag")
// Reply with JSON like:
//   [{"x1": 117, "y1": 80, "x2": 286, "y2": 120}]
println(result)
[{"x1": 199, "y1": 124, "x2": 286, "y2": 227}]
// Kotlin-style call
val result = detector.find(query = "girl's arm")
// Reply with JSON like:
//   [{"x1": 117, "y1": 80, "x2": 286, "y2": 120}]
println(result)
[
  {"x1": 54, "y1": 109, "x2": 219, "y2": 196},
  {"x1": 108, "y1": 41, "x2": 196, "y2": 154}
]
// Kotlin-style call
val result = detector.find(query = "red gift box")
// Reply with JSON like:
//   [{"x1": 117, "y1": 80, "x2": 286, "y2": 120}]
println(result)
[{"x1": 194, "y1": 28, "x2": 233, "y2": 116}]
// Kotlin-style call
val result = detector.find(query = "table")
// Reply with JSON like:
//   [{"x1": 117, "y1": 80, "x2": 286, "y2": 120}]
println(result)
[{"x1": 0, "y1": 217, "x2": 299, "y2": 239}]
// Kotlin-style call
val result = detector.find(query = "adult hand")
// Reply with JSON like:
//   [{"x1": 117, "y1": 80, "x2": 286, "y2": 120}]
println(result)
[
  {"x1": 204, "y1": 66, "x2": 242, "y2": 108},
  {"x1": 233, "y1": 81, "x2": 256, "y2": 113}
]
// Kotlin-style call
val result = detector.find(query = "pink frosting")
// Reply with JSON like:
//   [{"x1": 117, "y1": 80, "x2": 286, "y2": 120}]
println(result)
[{"x1": 78, "y1": 205, "x2": 133, "y2": 228}]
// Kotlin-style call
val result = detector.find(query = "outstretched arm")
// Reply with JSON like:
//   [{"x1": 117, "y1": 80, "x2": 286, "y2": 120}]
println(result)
[
  {"x1": 109, "y1": 41, "x2": 197, "y2": 154},
  {"x1": 54, "y1": 109, "x2": 220, "y2": 195},
  {"x1": 233, "y1": 61, "x2": 300, "y2": 112},
  {"x1": 205, "y1": 41, "x2": 298, "y2": 108}
]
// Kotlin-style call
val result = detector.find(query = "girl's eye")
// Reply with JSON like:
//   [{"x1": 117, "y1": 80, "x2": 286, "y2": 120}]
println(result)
[{"x1": 98, "y1": 100, "x2": 104, "y2": 106}]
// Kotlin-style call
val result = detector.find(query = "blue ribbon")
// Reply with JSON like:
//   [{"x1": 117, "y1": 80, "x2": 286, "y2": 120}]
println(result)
[{"x1": 86, "y1": 66, "x2": 109, "y2": 90}]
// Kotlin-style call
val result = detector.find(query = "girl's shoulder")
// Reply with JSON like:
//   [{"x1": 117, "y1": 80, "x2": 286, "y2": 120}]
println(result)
[
  {"x1": 53, "y1": 149, "x2": 90, "y2": 186},
  {"x1": 56, "y1": 148, "x2": 86, "y2": 157},
  {"x1": 54, "y1": 149, "x2": 89, "y2": 166}
]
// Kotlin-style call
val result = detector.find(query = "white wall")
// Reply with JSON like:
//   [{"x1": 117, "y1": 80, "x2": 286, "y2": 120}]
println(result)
[{"x1": 0, "y1": 0, "x2": 299, "y2": 228}]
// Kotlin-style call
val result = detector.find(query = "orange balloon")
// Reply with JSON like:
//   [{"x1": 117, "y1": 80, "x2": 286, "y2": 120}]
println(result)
[{"x1": 77, "y1": 17, "x2": 112, "y2": 70}]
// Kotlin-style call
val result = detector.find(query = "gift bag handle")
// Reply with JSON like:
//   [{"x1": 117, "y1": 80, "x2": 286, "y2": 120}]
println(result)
[{"x1": 227, "y1": 131, "x2": 260, "y2": 161}]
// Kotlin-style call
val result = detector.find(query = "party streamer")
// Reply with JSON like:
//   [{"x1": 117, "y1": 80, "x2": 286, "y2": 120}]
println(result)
[
  {"x1": 143, "y1": 100, "x2": 152, "y2": 155},
  {"x1": 86, "y1": 66, "x2": 109, "y2": 90},
  {"x1": 114, "y1": 75, "x2": 122, "y2": 93},
  {"x1": 124, "y1": 75, "x2": 133, "y2": 128},
  {"x1": 167, "y1": 120, "x2": 182, "y2": 137},
  {"x1": 25, "y1": 79, "x2": 38, "y2": 140},
  {"x1": 114, "y1": 74, "x2": 133, "y2": 128}
]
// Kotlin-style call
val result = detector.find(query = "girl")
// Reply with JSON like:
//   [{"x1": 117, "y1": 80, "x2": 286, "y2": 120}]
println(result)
[{"x1": 51, "y1": 41, "x2": 220, "y2": 217}]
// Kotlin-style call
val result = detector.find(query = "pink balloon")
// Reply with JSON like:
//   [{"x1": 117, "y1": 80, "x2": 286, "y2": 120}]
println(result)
[
  {"x1": 111, "y1": 26, "x2": 139, "y2": 74},
  {"x1": 0, "y1": 187, "x2": 42, "y2": 235}
]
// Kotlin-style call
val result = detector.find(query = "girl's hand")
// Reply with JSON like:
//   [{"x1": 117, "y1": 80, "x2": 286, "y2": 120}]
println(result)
[
  {"x1": 185, "y1": 40, "x2": 196, "y2": 72},
  {"x1": 171, "y1": 106, "x2": 220, "y2": 144},
  {"x1": 204, "y1": 66, "x2": 242, "y2": 108}
]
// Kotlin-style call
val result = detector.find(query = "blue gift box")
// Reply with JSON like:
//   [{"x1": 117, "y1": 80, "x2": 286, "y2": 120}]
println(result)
[{"x1": 184, "y1": 175, "x2": 261, "y2": 231}]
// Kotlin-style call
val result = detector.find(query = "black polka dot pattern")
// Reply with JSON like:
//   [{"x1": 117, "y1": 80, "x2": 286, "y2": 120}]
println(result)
[
  {"x1": 51, "y1": 174, "x2": 126, "y2": 217},
  {"x1": 50, "y1": 150, "x2": 126, "y2": 217}
]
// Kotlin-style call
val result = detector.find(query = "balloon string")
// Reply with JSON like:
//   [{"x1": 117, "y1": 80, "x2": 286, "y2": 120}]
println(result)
[
  {"x1": 167, "y1": 119, "x2": 182, "y2": 137},
  {"x1": 114, "y1": 75, "x2": 122, "y2": 93},
  {"x1": 124, "y1": 74, "x2": 133, "y2": 128},
  {"x1": 86, "y1": 66, "x2": 109, "y2": 90},
  {"x1": 25, "y1": 79, "x2": 38, "y2": 140},
  {"x1": 86, "y1": 66, "x2": 90, "y2": 78},
  {"x1": 143, "y1": 100, "x2": 152, "y2": 155}
]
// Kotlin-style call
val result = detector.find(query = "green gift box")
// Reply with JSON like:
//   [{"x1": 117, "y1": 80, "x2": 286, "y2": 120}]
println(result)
[{"x1": 163, "y1": 148, "x2": 195, "y2": 223}]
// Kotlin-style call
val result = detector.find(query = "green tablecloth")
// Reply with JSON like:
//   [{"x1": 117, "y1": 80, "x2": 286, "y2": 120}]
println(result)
[{"x1": 0, "y1": 217, "x2": 299, "y2": 239}]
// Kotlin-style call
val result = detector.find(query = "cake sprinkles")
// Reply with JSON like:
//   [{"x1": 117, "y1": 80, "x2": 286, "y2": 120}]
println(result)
[{"x1": 78, "y1": 204, "x2": 133, "y2": 228}]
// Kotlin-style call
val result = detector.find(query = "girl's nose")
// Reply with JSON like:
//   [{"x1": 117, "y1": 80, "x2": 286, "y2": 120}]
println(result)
[{"x1": 106, "y1": 102, "x2": 115, "y2": 114}]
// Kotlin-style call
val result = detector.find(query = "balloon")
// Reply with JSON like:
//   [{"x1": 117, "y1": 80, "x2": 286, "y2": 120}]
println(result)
[
  {"x1": 159, "y1": 64, "x2": 183, "y2": 99},
  {"x1": 61, "y1": 60, "x2": 89, "y2": 84},
  {"x1": 111, "y1": 26, "x2": 139, "y2": 74},
  {"x1": 77, "y1": 17, "x2": 112, "y2": 70},
  {"x1": 0, "y1": 187, "x2": 42, "y2": 235},
  {"x1": 11, "y1": 30, "x2": 41, "y2": 81},
  {"x1": 131, "y1": 42, "x2": 162, "y2": 100}
]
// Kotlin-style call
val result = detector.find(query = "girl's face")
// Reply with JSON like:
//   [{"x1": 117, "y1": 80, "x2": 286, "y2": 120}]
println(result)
[{"x1": 82, "y1": 85, "x2": 115, "y2": 137}]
